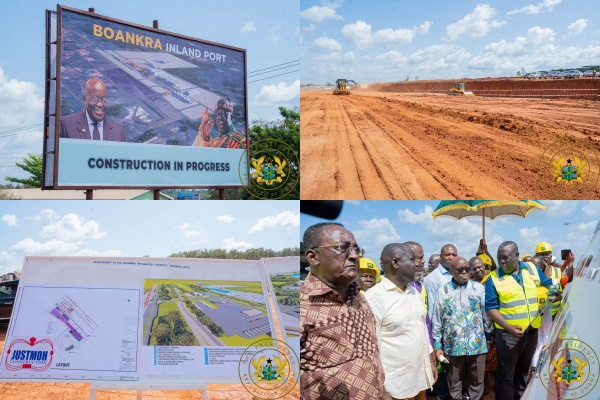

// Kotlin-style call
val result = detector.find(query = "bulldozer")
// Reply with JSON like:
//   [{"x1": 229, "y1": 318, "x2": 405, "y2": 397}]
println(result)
[
  {"x1": 333, "y1": 79, "x2": 357, "y2": 95},
  {"x1": 447, "y1": 82, "x2": 474, "y2": 96}
]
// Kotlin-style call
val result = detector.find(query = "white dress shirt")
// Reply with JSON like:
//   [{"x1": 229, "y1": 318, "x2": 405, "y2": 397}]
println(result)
[
  {"x1": 85, "y1": 111, "x2": 104, "y2": 140},
  {"x1": 365, "y1": 277, "x2": 434, "y2": 399}
]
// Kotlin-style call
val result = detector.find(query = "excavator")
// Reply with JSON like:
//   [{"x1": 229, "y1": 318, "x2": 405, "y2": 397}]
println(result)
[
  {"x1": 333, "y1": 79, "x2": 357, "y2": 95},
  {"x1": 447, "y1": 82, "x2": 474, "y2": 96}
]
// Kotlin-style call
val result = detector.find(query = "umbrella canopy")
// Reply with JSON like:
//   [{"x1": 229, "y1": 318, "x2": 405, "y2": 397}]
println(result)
[{"x1": 432, "y1": 200, "x2": 546, "y2": 240}]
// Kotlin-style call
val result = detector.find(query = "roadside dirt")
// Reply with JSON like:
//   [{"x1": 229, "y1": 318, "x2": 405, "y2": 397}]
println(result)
[
  {"x1": 0, "y1": 325, "x2": 299, "y2": 400},
  {"x1": 301, "y1": 89, "x2": 600, "y2": 199}
]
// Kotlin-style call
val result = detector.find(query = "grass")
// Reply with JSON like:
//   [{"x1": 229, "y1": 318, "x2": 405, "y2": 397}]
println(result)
[
  {"x1": 219, "y1": 333, "x2": 272, "y2": 347},
  {"x1": 198, "y1": 299, "x2": 218, "y2": 309}
]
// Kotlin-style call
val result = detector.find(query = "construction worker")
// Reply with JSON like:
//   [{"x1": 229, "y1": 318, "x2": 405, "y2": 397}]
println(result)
[
  {"x1": 534, "y1": 242, "x2": 563, "y2": 317},
  {"x1": 357, "y1": 257, "x2": 380, "y2": 292},
  {"x1": 485, "y1": 241, "x2": 561, "y2": 400},
  {"x1": 521, "y1": 253, "x2": 532, "y2": 263}
]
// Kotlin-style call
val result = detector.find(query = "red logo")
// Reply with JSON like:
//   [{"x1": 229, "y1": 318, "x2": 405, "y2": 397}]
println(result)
[{"x1": 5, "y1": 337, "x2": 54, "y2": 372}]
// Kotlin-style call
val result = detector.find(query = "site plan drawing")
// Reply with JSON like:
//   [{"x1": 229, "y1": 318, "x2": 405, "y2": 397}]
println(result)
[
  {"x1": 143, "y1": 279, "x2": 271, "y2": 348},
  {"x1": 269, "y1": 273, "x2": 300, "y2": 338},
  {"x1": 0, "y1": 286, "x2": 140, "y2": 380}
]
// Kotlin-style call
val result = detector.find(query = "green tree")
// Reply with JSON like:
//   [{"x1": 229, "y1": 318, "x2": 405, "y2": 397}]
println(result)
[{"x1": 5, "y1": 154, "x2": 43, "y2": 188}]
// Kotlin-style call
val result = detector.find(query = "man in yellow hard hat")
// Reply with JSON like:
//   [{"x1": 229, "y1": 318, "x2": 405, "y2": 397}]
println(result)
[
  {"x1": 485, "y1": 241, "x2": 561, "y2": 400},
  {"x1": 534, "y1": 242, "x2": 563, "y2": 317},
  {"x1": 357, "y1": 257, "x2": 380, "y2": 292}
]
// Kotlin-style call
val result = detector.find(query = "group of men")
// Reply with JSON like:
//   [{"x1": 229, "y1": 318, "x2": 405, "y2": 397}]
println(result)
[{"x1": 300, "y1": 223, "x2": 571, "y2": 400}]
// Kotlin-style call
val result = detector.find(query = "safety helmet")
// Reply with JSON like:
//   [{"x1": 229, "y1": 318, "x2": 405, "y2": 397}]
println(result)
[
  {"x1": 359, "y1": 257, "x2": 380, "y2": 277},
  {"x1": 535, "y1": 242, "x2": 553, "y2": 254},
  {"x1": 478, "y1": 254, "x2": 492, "y2": 267},
  {"x1": 522, "y1": 253, "x2": 532, "y2": 261}
]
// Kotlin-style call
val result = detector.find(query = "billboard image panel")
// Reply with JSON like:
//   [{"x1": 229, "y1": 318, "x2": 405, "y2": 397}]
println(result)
[{"x1": 54, "y1": 6, "x2": 248, "y2": 188}]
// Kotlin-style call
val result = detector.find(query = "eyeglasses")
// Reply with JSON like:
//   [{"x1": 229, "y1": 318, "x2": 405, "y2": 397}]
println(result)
[
  {"x1": 312, "y1": 243, "x2": 362, "y2": 257},
  {"x1": 86, "y1": 95, "x2": 108, "y2": 105},
  {"x1": 456, "y1": 267, "x2": 472, "y2": 274}
]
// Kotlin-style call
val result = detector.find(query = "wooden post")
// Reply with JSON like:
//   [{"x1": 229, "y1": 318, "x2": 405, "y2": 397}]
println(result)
[
  {"x1": 85, "y1": 189, "x2": 93, "y2": 200},
  {"x1": 154, "y1": 190, "x2": 160, "y2": 200},
  {"x1": 218, "y1": 189, "x2": 225, "y2": 200},
  {"x1": 153, "y1": 20, "x2": 159, "y2": 29}
]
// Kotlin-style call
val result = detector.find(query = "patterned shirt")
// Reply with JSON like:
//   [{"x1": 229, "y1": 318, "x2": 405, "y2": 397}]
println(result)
[
  {"x1": 300, "y1": 273, "x2": 385, "y2": 400},
  {"x1": 431, "y1": 279, "x2": 488, "y2": 356}
]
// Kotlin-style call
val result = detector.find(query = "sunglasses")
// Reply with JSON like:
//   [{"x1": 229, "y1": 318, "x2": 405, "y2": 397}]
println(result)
[
  {"x1": 312, "y1": 243, "x2": 362, "y2": 257},
  {"x1": 456, "y1": 266, "x2": 472, "y2": 274}
]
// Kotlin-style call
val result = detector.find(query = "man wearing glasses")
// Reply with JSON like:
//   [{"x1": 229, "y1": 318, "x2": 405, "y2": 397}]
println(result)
[
  {"x1": 432, "y1": 256, "x2": 488, "y2": 400},
  {"x1": 60, "y1": 78, "x2": 126, "y2": 141},
  {"x1": 193, "y1": 98, "x2": 246, "y2": 149},
  {"x1": 300, "y1": 223, "x2": 385, "y2": 400}
]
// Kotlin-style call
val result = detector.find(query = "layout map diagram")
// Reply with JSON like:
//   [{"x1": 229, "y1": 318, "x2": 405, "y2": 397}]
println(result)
[
  {"x1": 0, "y1": 286, "x2": 140, "y2": 380},
  {"x1": 143, "y1": 279, "x2": 271, "y2": 348},
  {"x1": 269, "y1": 273, "x2": 300, "y2": 337}
]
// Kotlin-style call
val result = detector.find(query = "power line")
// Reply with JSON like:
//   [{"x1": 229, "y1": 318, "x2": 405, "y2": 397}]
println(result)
[
  {"x1": 248, "y1": 63, "x2": 299, "y2": 78},
  {"x1": 248, "y1": 60, "x2": 299, "y2": 76},
  {"x1": 248, "y1": 70, "x2": 300, "y2": 83}
]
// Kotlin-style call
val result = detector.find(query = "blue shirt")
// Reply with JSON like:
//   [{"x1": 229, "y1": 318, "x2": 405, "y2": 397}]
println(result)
[
  {"x1": 431, "y1": 279, "x2": 488, "y2": 356},
  {"x1": 423, "y1": 265, "x2": 452, "y2": 319},
  {"x1": 485, "y1": 261, "x2": 555, "y2": 311}
]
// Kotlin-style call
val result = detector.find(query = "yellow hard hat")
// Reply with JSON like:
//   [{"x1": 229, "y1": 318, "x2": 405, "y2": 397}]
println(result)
[
  {"x1": 535, "y1": 242, "x2": 553, "y2": 254},
  {"x1": 359, "y1": 258, "x2": 380, "y2": 277},
  {"x1": 522, "y1": 253, "x2": 532, "y2": 261},
  {"x1": 478, "y1": 254, "x2": 492, "y2": 266}
]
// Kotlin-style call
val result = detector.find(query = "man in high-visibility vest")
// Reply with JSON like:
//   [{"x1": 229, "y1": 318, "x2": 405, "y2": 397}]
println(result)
[
  {"x1": 534, "y1": 242, "x2": 564, "y2": 317},
  {"x1": 485, "y1": 241, "x2": 561, "y2": 400}
]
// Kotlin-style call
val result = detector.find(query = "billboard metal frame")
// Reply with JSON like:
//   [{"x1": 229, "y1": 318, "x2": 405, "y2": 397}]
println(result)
[{"x1": 43, "y1": 5, "x2": 250, "y2": 191}]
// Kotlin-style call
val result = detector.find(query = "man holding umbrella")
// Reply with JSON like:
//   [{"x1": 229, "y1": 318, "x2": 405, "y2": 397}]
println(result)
[{"x1": 485, "y1": 241, "x2": 561, "y2": 400}]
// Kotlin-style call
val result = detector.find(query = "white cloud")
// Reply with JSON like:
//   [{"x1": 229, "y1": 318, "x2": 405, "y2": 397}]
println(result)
[
  {"x1": 582, "y1": 202, "x2": 600, "y2": 218},
  {"x1": 217, "y1": 215, "x2": 235, "y2": 223},
  {"x1": 507, "y1": 0, "x2": 562, "y2": 15},
  {"x1": 254, "y1": 80, "x2": 299, "y2": 105},
  {"x1": 566, "y1": 19, "x2": 588, "y2": 38},
  {"x1": 222, "y1": 237, "x2": 253, "y2": 251},
  {"x1": 398, "y1": 205, "x2": 434, "y2": 224},
  {"x1": 177, "y1": 222, "x2": 203, "y2": 237},
  {"x1": 27, "y1": 208, "x2": 58, "y2": 223},
  {"x1": 519, "y1": 226, "x2": 544, "y2": 251},
  {"x1": 301, "y1": 4, "x2": 343, "y2": 24},
  {"x1": 241, "y1": 21, "x2": 256, "y2": 33},
  {"x1": 342, "y1": 20, "x2": 431, "y2": 50},
  {"x1": 541, "y1": 201, "x2": 578, "y2": 218},
  {"x1": 303, "y1": 24, "x2": 316, "y2": 32},
  {"x1": 353, "y1": 218, "x2": 401, "y2": 248},
  {"x1": 407, "y1": 45, "x2": 471, "y2": 72},
  {"x1": 445, "y1": 4, "x2": 506, "y2": 41},
  {"x1": 0, "y1": 67, "x2": 44, "y2": 128},
  {"x1": 314, "y1": 37, "x2": 342, "y2": 52},
  {"x1": 11, "y1": 238, "x2": 79, "y2": 255},
  {"x1": 39, "y1": 213, "x2": 106, "y2": 241},
  {"x1": 2, "y1": 214, "x2": 17, "y2": 227},
  {"x1": 248, "y1": 210, "x2": 299, "y2": 234},
  {"x1": 268, "y1": 26, "x2": 282, "y2": 44}
]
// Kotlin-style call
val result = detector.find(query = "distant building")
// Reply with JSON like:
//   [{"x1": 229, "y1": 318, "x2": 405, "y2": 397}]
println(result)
[{"x1": 242, "y1": 309, "x2": 263, "y2": 319}]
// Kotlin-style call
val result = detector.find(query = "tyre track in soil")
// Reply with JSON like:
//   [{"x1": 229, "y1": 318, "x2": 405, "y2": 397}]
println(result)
[{"x1": 301, "y1": 90, "x2": 600, "y2": 199}]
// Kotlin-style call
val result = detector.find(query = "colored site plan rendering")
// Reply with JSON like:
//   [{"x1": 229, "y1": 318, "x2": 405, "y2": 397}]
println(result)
[
  {"x1": 143, "y1": 279, "x2": 271, "y2": 347},
  {"x1": 269, "y1": 273, "x2": 300, "y2": 337}
]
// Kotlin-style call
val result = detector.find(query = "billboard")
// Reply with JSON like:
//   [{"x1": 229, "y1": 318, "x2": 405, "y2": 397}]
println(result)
[
  {"x1": 0, "y1": 256, "x2": 299, "y2": 389},
  {"x1": 43, "y1": 6, "x2": 249, "y2": 189}
]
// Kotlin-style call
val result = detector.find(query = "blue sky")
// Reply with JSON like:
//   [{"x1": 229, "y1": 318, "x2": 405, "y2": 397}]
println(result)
[
  {"x1": 0, "y1": 0, "x2": 299, "y2": 183},
  {"x1": 301, "y1": 0, "x2": 600, "y2": 84},
  {"x1": 300, "y1": 200, "x2": 600, "y2": 267},
  {"x1": 0, "y1": 200, "x2": 299, "y2": 276}
]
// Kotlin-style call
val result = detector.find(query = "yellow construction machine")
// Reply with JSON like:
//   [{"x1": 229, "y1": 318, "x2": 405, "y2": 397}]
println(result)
[
  {"x1": 447, "y1": 82, "x2": 474, "y2": 96},
  {"x1": 333, "y1": 79, "x2": 357, "y2": 95}
]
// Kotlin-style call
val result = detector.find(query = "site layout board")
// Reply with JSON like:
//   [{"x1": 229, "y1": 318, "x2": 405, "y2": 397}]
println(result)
[
  {"x1": 49, "y1": 6, "x2": 248, "y2": 188},
  {"x1": 0, "y1": 256, "x2": 296, "y2": 382}
]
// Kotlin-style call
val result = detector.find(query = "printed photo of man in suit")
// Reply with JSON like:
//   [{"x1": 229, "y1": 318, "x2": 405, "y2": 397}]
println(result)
[{"x1": 60, "y1": 78, "x2": 126, "y2": 142}]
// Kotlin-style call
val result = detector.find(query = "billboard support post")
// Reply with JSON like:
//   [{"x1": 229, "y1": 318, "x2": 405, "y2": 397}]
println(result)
[
  {"x1": 219, "y1": 189, "x2": 225, "y2": 200},
  {"x1": 85, "y1": 189, "x2": 93, "y2": 200}
]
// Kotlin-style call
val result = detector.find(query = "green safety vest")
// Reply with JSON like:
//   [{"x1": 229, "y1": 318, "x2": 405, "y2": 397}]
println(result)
[
  {"x1": 490, "y1": 262, "x2": 541, "y2": 330},
  {"x1": 550, "y1": 266, "x2": 563, "y2": 316}
]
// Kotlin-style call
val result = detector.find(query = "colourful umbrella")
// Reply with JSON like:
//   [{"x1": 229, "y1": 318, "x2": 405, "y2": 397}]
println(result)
[{"x1": 432, "y1": 200, "x2": 546, "y2": 240}]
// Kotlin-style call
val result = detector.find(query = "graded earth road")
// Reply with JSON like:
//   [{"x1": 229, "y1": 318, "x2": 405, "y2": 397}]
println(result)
[{"x1": 301, "y1": 89, "x2": 600, "y2": 199}]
